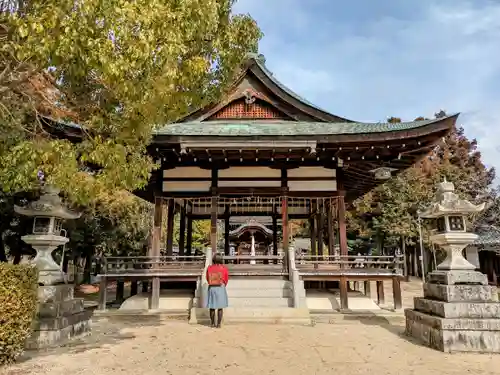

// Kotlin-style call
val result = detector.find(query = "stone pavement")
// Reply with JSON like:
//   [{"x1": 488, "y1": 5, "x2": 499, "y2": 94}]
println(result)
[{"x1": 2, "y1": 316, "x2": 500, "y2": 375}]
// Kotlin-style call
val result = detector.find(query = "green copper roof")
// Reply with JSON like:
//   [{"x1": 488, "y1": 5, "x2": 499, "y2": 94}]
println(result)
[
  {"x1": 155, "y1": 116, "x2": 456, "y2": 137},
  {"x1": 473, "y1": 225, "x2": 500, "y2": 246}
]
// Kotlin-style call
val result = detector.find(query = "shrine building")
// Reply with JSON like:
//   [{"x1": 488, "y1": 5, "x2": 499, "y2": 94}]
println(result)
[{"x1": 49, "y1": 53, "x2": 458, "y2": 319}]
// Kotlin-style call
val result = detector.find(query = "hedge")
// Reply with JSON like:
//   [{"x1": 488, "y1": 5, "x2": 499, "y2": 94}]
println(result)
[{"x1": 0, "y1": 263, "x2": 38, "y2": 365}]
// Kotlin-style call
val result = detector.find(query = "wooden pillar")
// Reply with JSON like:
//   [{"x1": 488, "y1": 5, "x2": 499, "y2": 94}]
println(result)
[
  {"x1": 98, "y1": 276, "x2": 107, "y2": 310},
  {"x1": 363, "y1": 280, "x2": 371, "y2": 297},
  {"x1": 392, "y1": 276, "x2": 402, "y2": 309},
  {"x1": 317, "y1": 202, "x2": 324, "y2": 256},
  {"x1": 413, "y1": 248, "x2": 419, "y2": 277},
  {"x1": 130, "y1": 281, "x2": 138, "y2": 296},
  {"x1": 339, "y1": 276, "x2": 348, "y2": 310},
  {"x1": 310, "y1": 202, "x2": 317, "y2": 256},
  {"x1": 210, "y1": 196, "x2": 218, "y2": 255},
  {"x1": 150, "y1": 196, "x2": 163, "y2": 310},
  {"x1": 224, "y1": 208, "x2": 230, "y2": 256},
  {"x1": 338, "y1": 195, "x2": 348, "y2": 256},
  {"x1": 281, "y1": 195, "x2": 289, "y2": 260},
  {"x1": 178, "y1": 201, "x2": 186, "y2": 256},
  {"x1": 327, "y1": 200, "x2": 334, "y2": 256},
  {"x1": 116, "y1": 281, "x2": 124, "y2": 304},
  {"x1": 166, "y1": 198, "x2": 175, "y2": 256},
  {"x1": 272, "y1": 214, "x2": 278, "y2": 257},
  {"x1": 186, "y1": 216, "x2": 193, "y2": 256},
  {"x1": 376, "y1": 281, "x2": 385, "y2": 305}
]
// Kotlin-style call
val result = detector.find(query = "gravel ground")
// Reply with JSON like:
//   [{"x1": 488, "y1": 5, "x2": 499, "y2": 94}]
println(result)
[
  {"x1": 2, "y1": 278, "x2": 499, "y2": 375},
  {"x1": 2, "y1": 318, "x2": 500, "y2": 375}
]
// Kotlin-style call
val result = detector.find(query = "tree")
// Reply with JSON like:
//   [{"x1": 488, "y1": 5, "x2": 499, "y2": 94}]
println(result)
[
  {"x1": 1, "y1": 0, "x2": 262, "y2": 210},
  {"x1": 348, "y1": 112, "x2": 497, "y2": 256}
]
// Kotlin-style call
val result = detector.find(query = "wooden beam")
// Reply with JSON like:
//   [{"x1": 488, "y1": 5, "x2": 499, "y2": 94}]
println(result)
[
  {"x1": 166, "y1": 199, "x2": 175, "y2": 256},
  {"x1": 317, "y1": 201, "x2": 324, "y2": 256},
  {"x1": 150, "y1": 196, "x2": 164, "y2": 310},
  {"x1": 338, "y1": 196, "x2": 348, "y2": 257},
  {"x1": 339, "y1": 276, "x2": 348, "y2": 310},
  {"x1": 327, "y1": 200, "x2": 334, "y2": 257},
  {"x1": 211, "y1": 196, "x2": 218, "y2": 254},
  {"x1": 392, "y1": 276, "x2": 402, "y2": 310},
  {"x1": 224, "y1": 208, "x2": 230, "y2": 256},
  {"x1": 186, "y1": 217, "x2": 193, "y2": 256},
  {"x1": 98, "y1": 276, "x2": 107, "y2": 311},
  {"x1": 272, "y1": 213, "x2": 278, "y2": 257},
  {"x1": 364, "y1": 280, "x2": 371, "y2": 297},
  {"x1": 281, "y1": 194, "x2": 289, "y2": 262},
  {"x1": 178, "y1": 201, "x2": 186, "y2": 256},
  {"x1": 376, "y1": 281, "x2": 385, "y2": 306}
]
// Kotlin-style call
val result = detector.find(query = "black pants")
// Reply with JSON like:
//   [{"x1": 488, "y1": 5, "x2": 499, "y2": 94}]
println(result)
[{"x1": 209, "y1": 308, "x2": 223, "y2": 327}]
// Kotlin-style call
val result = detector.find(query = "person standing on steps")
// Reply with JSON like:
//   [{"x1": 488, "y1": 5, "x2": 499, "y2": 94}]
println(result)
[{"x1": 206, "y1": 254, "x2": 229, "y2": 328}]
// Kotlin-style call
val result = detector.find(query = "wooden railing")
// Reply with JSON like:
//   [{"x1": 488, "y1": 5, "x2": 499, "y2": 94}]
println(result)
[
  {"x1": 223, "y1": 255, "x2": 288, "y2": 275},
  {"x1": 99, "y1": 255, "x2": 206, "y2": 277},
  {"x1": 295, "y1": 255, "x2": 404, "y2": 276}
]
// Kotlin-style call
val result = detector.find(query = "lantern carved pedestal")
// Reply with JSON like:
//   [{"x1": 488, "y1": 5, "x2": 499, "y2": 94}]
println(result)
[
  {"x1": 15, "y1": 186, "x2": 92, "y2": 349},
  {"x1": 405, "y1": 180, "x2": 500, "y2": 353}
]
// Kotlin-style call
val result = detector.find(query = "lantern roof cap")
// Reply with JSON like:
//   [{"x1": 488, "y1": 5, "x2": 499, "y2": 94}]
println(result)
[
  {"x1": 420, "y1": 179, "x2": 485, "y2": 218},
  {"x1": 14, "y1": 185, "x2": 81, "y2": 220}
]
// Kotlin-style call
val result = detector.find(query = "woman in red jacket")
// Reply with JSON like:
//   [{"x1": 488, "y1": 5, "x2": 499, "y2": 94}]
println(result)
[{"x1": 206, "y1": 254, "x2": 229, "y2": 328}]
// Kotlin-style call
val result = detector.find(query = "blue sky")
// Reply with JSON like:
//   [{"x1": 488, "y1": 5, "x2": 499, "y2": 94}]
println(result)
[{"x1": 233, "y1": 0, "x2": 500, "y2": 179}]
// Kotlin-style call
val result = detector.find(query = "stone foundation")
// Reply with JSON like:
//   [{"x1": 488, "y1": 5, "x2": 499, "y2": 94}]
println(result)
[
  {"x1": 405, "y1": 270, "x2": 500, "y2": 353},
  {"x1": 26, "y1": 284, "x2": 92, "y2": 349}
]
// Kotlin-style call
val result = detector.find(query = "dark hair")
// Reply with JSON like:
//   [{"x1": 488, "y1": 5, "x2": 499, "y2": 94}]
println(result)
[{"x1": 212, "y1": 254, "x2": 223, "y2": 265}]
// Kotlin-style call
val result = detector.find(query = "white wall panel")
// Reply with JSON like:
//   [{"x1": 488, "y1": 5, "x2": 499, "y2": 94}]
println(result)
[
  {"x1": 218, "y1": 180, "x2": 281, "y2": 188},
  {"x1": 163, "y1": 167, "x2": 211, "y2": 179},
  {"x1": 162, "y1": 181, "x2": 211, "y2": 192},
  {"x1": 288, "y1": 180, "x2": 337, "y2": 192},
  {"x1": 218, "y1": 166, "x2": 281, "y2": 179},
  {"x1": 287, "y1": 167, "x2": 336, "y2": 179}
]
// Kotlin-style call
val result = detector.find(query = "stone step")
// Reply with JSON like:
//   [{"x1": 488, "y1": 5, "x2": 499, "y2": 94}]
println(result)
[
  {"x1": 189, "y1": 307, "x2": 311, "y2": 325},
  {"x1": 226, "y1": 278, "x2": 291, "y2": 289},
  {"x1": 423, "y1": 283, "x2": 497, "y2": 302},
  {"x1": 228, "y1": 297, "x2": 292, "y2": 308},
  {"x1": 119, "y1": 292, "x2": 193, "y2": 311},
  {"x1": 226, "y1": 288, "x2": 294, "y2": 298},
  {"x1": 38, "y1": 298, "x2": 85, "y2": 318},
  {"x1": 38, "y1": 284, "x2": 74, "y2": 303},
  {"x1": 414, "y1": 297, "x2": 500, "y2": 319}
]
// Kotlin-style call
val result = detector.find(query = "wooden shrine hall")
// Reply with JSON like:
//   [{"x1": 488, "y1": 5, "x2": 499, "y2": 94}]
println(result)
[{"x1": 48, "y1": 53, "x2": 458, "y2": 314}]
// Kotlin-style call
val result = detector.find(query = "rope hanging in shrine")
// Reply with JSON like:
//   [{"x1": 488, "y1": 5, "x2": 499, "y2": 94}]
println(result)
[{"x1": 179, "y1": 196, "x2": 340, "y2": 215}]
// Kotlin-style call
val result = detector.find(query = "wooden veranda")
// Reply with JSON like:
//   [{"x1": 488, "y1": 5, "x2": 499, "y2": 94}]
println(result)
[{"x1": 97, "y1": 252, "x2": 404, "y2": 311}]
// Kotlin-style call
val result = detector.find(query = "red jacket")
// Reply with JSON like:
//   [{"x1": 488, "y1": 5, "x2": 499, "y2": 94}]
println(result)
[{"x1": 206, "y1": 264, "x2": 229, "y2": 286}]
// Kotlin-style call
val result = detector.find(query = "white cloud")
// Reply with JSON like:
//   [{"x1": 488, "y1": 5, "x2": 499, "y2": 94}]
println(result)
[{"x1": 233, "y1": 0, "x2": 500, "y2": 179}]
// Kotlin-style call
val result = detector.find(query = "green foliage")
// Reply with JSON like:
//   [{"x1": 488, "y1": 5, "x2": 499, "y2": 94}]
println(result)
[
  {"x1": 1, "y1": 0, "x2": 262, "y2": 209},
  {"x1": 0, "y1": 263, "x2": 38, "y2": 365}
]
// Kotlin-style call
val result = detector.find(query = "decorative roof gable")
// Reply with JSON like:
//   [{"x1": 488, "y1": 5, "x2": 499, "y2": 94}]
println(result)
[{"x1": 177, "y1": 53, "x2": 353, "y2": 124}]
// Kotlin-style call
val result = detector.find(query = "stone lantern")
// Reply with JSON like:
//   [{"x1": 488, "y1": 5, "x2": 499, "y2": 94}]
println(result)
[
  {"x1": 405, "y1": 179, "x2": 500, "y2": 353},
  {"x1": 14, "y1": 182, "x2": 91, "y2": 349},
  {"x1": 420, "y1": 178, "x2": 485, "y2": 273},
  {"x1": 15, "y1": 185, "x2": 81, "y2": 285}
]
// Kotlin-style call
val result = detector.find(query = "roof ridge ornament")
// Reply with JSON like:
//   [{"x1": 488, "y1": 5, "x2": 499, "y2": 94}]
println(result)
[
  {"x1": 245, "y1": 52, "x2": 266, "y2": 65},
  {"x1": 420, "y1": 179, "x2": 485, "y2": 218}
]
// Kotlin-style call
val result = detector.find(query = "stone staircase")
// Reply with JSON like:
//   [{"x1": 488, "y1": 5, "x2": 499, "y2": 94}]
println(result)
[{"x1": 189, "y1": 276, "x2": 311, "y2": 325}]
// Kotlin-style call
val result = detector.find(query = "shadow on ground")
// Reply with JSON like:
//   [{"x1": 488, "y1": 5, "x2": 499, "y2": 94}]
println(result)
[
  {"x1": 17, "y1": 313, "x2": 180, "y2": 363},
  {"x1": 329, "y1": 312, "x2": 432, "y2": 349}
]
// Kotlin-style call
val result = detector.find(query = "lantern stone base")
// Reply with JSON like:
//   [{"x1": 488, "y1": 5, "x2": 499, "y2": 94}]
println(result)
[
  {"x1": 26, "y1": 285, "x2": 92, "y2": 350},
  {"x1": 405, "y1": 270, "x2": 500, "y2": 353}
]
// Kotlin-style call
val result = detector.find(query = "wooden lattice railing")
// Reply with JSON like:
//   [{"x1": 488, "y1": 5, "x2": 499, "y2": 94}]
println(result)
[
  {"x1": 295, "y1": 255, "x2": 404, "y2": 275},
  {"x1": 99, "y1": 255, "x2": 206, "y2": 277}
]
